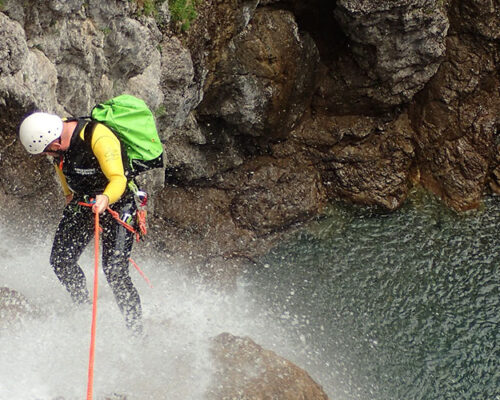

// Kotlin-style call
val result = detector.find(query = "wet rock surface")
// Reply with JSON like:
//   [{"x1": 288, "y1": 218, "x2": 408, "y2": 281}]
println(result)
[
  {"x1": 198, "y1": 8, "x2": 320, "y2": 139},
  {"x1": 0, "y1": 0, "x2": 498, "y2": 276},
  {"x1": 334, "y1": 0, "x2": 449, "y2": 108},
  {"x1": 0, "y1": 2, "x2": 498, "y2": 398},
  {"x1": 208, "y1": 332, "x2": 329, "y2": 399},
  {"x1": 408, "y1": 1, "x2": 500, "y2": 210}
]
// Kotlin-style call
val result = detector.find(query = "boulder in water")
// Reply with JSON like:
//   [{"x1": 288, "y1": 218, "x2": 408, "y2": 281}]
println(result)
[{"x1": 208, "y1": 332, "x2": 330, "y2": 399}]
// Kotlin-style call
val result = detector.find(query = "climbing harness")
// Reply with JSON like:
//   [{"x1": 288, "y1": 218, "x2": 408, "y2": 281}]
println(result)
[
  {"x1": 77, "y1": 199, "x2": 152, "y2": 287},
  {"x1": 78, "y1": 187, "x2": 147, "y2": 242}
]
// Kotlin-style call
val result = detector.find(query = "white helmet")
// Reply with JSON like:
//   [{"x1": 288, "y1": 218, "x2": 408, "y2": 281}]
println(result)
[{"x1": 19, "y1": 112, "x2": 63, "y2": 154}]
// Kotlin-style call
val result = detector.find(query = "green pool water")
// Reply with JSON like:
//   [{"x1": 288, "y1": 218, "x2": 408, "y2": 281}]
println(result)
[{"x1": 246, "y1": 190, "x2": 499, "y2": 399}]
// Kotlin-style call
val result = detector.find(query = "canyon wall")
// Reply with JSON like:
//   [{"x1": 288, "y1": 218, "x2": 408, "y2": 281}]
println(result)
[{"x1": 0, "y1": 0, "x2": 498, "y2": 264}]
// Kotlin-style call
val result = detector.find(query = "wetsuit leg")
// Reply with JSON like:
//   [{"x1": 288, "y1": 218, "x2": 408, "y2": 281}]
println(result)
[
  {"x1": 50, "y1": 201, "x2": 93, "y2": 304},
  {"x1": 101, "y1": 196, "x2": 143, "y2": 335}
]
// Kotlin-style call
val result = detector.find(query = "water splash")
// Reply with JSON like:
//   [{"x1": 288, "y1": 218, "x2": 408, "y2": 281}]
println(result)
[
  {"x1": 0, "y1": 224, "x2": 316, "y2": 400},
  {"x1": 3, "y1": 191, "x2": 497, "y2": 400}
]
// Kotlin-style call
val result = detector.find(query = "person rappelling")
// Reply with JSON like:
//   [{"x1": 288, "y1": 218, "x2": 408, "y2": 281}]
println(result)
[{"x1": 18, "y1": 95, "x2": 164, "y2": 337}]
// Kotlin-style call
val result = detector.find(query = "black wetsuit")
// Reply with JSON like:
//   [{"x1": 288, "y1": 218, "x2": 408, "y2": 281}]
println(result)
[{"x1": 49, "y1": 120, "x2": 142, "y2": 335}]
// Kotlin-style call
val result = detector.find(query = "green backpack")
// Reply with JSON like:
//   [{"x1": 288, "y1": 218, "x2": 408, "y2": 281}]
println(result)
[{"x1": 89, "y1": 94, "x2": 163, "y2": 174}]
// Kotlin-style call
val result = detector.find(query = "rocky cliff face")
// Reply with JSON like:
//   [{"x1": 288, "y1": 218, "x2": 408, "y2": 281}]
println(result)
[{"x1": 0, "y1": 0, "x2": 498, "y2": 263}]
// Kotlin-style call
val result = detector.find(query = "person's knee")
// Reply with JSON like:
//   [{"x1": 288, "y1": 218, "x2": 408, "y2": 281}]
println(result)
[
  {"x1": 106, "y1": 270, "x2": 133, "y2": 296},
  {"x1": 50, "y1": 252, "x2": 67, "y2": 274},
  {"x1": 50, "y1": 241, "x2": 72, "y2": 267}
]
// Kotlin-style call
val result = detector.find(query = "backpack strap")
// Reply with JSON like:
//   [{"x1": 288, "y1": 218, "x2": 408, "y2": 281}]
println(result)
[
  {"x1": 69, "y1": 118, "x2": 92, "y2": 146},
  {"x1": 83, "y1": 119, "x2": 97, "y2": 147}
]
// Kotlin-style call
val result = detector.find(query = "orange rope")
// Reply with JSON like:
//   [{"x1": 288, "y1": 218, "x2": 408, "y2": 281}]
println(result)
[
  {"x1": 105, "y1": 206, "x2": 139, "y2": 240},
  {"x1": 129, "y1": 257, "x2": 153, "y2": 288},
  {"x1": 86, "y1": 211, "x2": 100, "y2": 400},
  {"x1": 77, "y1": 201, "x2": 140, "y2": 241},
  {"x1": 77, "y1": 202, "x2": 134, "y2": 232},
  {"x1": 80, "y1": 202, "x2": 152, "y2": 398}
]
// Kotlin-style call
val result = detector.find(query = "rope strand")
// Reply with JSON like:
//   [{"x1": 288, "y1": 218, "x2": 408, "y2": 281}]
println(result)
[
  {"x1": 80, "y1": 201, "x2": 152, "y2": 398},
  {"x1": 129, "y1": 257, "x2": 153, "y2": 288},
  {"x1": 86, "y1": 211, "x2": 100, "y2": 400}
]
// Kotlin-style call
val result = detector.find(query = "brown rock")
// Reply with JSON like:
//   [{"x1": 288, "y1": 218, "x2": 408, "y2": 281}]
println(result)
[
  {"x1": 310, "y1": 0, "x2": 448, "y2": 114},
  {"x1": 0, "y1": 286, "x2": 41, "y2": 328},
  {"x1": 450, "y1": 0, "x2": 500, "y2": 40},
  {"x1": 228, "y1": 157, "x2": 326, "y2": 235},
  {"x1": 207, "y1": 333, "x2": 329, "y2": 400},
  {"x1": 409, "y1": 31, "x2": 499, "y2": 210},
  {"x1": 185, "y1": 0, "x2": 260, "y2": 87},
  {"x1": 284, "y1": 112, "x2": 416, "y2": 210},
  {"x1": 199, "y1": 8, "x2": 320, "y2": 138},
  {"x1": 154, "y1": 156, "x2": 325, "y2": 258},
  {"x1": 154, "y1": 185, "x2": 255, "y2": 258}
]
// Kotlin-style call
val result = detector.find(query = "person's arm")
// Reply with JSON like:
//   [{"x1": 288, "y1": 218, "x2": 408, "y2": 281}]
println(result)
[{"x1": 87, "y1": 123, "x2": 127, "y2": 205}]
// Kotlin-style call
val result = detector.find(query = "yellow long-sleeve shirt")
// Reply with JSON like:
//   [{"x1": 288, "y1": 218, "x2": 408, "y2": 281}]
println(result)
[{"x1": 55, "y1": 122, "x2": 127, "y2": 204}]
